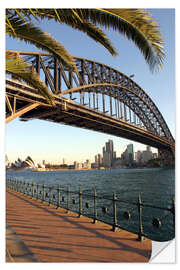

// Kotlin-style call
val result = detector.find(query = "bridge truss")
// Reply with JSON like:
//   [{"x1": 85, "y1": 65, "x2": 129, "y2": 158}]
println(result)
[{"x1": 6, "y1": 51, "x2": 175, "y2": 157}]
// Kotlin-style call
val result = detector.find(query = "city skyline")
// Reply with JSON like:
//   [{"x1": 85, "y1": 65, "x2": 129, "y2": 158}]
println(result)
[
  {"x1": 5, "y1": 9, "x2": 175, "y2": 165},
  {"x1": 6, "y1": 139, "x2": 157, "y2": 165}
]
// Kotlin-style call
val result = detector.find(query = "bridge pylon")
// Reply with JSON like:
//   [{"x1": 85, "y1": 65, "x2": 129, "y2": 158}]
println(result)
[{"x1": 158, "y1": 149, "x2": 175, "y2": 168}]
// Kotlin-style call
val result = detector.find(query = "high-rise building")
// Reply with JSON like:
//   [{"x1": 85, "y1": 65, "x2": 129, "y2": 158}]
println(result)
[
  {"x1": 142, "y1": 147, "x2": 153, "y2": 163},
  {"x1": 98, "y1": 154, "x2": 103, "y2": 167},
  {"x1": 84, "y1": 159, "x2": 91, "y2": 169},
  {"x1": 94, "y1": 154, "x2": 103, "y2": 168},
  {"x1": 102, "y1": 139, "x2": 115, "y2": 168},
  {"x1": 153, "y1": 153, "x2": 158, "y2": 159},
  {"x1": 95, "y1": 155, "x2": 98, "y2": 165},
  {"x1": 121, "y1": 144, "x2": 134, "y2": 166},
  {"x1": 127, "y1": 144, "x2": 134, "y2": 164},
  {"x1": 62, "y1": 158, "x2": 66, "y2": 165},
  {"x1": 147, "y1": 146, "x2": 152, "y2": 152},
  {"x1": 135, "y1": 151, "x2": 142, "y2": 163}
]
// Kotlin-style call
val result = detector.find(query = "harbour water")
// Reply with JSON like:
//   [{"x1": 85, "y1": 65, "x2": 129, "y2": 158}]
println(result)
[{"x1": 6, "y1": 167, "x2": 175, "y2": 242}]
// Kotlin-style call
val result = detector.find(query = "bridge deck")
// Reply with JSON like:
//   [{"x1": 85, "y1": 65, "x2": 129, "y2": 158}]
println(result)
[{"x1": 6, "y1": 189, "x2": 152, "y2": 262}]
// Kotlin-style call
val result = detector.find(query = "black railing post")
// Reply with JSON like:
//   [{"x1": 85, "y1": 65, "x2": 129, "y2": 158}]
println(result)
[
  {"x1": 23, "y1": 181, "x2": 26, "y2": 195},
  {"x1": 16, "y1": 180, "x2": 18, "y2": 192},
  {"x1": 137, "y1": 194, "x2": 144, "y2": 241},
  {"x1": 112, "y1": 192, "x2": 118, "y2": 232},
  {"x1": 18, "y1": 180, "x2": 20, "y2": 192},
  {"x1": 41, "y1": 184, "x2": 45, "y2": 202},
  {"x1": 13, "y1": 179, "x2": 16, "y2": 191},
  {"x1": 27, "y1": 182, "x2": 29, "y2": 196},
  {"x1": 16, "y1": 180, "x2": 19, "y2": 192},
  {"x1": 32, "y1": 182, "x2": 34, "y2": 198},
  {"x1": 19, "y1": 181, "x2": 22, "y2": 193},
  {"x1": 78, "y1": 187, "x2": 83, "y2": 218},
  {"x1": 36, "y1": 184, "x2": 39, "y2": 200},
  {"x1": 93, "y1": 188, "x2": 97, "y2": 224},
  {"x1": 17, "y1": 181, "x2": 20, "y2": 192},
  {"x1": 49, "y1": 185, "x2": 52, "y2": 205},
  {"x1": 67, "y1": 186, "x2": 70, "y2": 213},
  {"x1": 18, "y1": 180, "x2": 20, "y2": 193},
  {"x1": 15, "y1": 180, "x2": 17, "y2": 192},
  {"x1": 172, "y1": 198, "x2": 175, "y2": 230},
  {"x1": 56, "y1": 184, "x2": 61, "y2": 209}
]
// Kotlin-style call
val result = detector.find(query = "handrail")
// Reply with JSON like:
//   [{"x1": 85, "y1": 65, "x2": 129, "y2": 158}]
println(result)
[{"x1": 6, "y1": 178, "x2": 175, "y2": 242}]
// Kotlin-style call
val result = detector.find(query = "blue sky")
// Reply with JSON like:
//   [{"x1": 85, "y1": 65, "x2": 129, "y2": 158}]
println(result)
[{"x1": 5, "y1": 9, "x2": 175, "y2": 164}]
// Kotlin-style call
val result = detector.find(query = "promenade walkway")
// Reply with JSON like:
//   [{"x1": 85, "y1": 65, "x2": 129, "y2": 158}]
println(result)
[{"x1": 6, "y1": 188, "x2": 152, "y2": 262}]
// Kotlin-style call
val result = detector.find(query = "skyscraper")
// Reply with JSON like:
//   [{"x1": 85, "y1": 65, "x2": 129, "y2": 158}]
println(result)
[
  {"x1": 127, "y1": 144, "x2": 134, "y2": 163},
  {"x1": 121, "y1": 144, "x2": 134, "y2": 166},
  {"x1": 102, "y1": 139, "x2": 116, "y2": 168}
]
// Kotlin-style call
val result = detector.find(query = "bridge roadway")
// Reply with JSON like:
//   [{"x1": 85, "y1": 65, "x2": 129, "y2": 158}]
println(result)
[
  {"x1": 6, "y1": 188, "x2": 152, "y2": 262},
  {"x1": 6, "y1": 78, "x2": 174, "y2": 152}
]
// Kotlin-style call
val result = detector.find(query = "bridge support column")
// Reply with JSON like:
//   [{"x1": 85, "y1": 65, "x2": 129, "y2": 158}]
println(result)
[{"x1": 158, "y1": 149, "x2": 175, "y2": 168}]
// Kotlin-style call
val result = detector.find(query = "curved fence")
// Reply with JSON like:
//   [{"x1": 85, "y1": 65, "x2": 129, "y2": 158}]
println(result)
[{"x1": 6, "y1": 178, "x2": 175, "y2": 242}]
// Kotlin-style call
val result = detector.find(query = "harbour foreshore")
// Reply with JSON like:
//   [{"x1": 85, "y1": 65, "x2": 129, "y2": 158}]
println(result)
[{"x1": 6, "y1": 188, "x2": 152, "y2": 263}]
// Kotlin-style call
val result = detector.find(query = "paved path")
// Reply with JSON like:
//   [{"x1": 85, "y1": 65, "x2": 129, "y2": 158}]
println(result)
[{"x1": 6, "y1": 189, "x2": 152, "y2": 262}]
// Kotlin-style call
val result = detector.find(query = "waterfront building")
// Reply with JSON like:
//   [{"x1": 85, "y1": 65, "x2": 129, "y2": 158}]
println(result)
[
  {"x1": 141, "y1": 146, "x2": 153, "y2": 163},
  {"x1": 95, "y1": 155, "x2": 98, "y2": 167},
  {"x1": 95, "y1": 154, "x2": 103, "y2": 168},
  {"x1": 147, "y1": 146, "x2": 152, "y2": 152},
  {"x1": 112, "y1": 158, "x2": 125, "y2": 169},
  {"x1": 74, "y1": 161, "x2": 77, "y2": 169},
  {"x1": 84, "y1": 159, "x2": 91, "y2": 169},
  {"x1": 98, "y1": 154, "x2": 103, "y2": 167},
  {"x1": 103, "y1": 151, "x2": 111, "y2": 168},
  {"x1": 102, "y1": 139, "x2": 115, "y2": 168},
  {"x1": 127, "y1": 144, "x2": 134, "y2": 165},
  {"x1": 153, "y1": 153, "x2": 158, "y2": 159},
  {"x1": 120, "y1": 144, "x2": 134, "y2": 167},
  {"x1": 135, "y1": 150, "x2": 142, "y2": 163}
]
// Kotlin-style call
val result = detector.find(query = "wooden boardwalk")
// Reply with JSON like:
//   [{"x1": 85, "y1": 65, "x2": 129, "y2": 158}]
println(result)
[{"x1": 6, "y1": 189, "x2": 152, "y2": 263}]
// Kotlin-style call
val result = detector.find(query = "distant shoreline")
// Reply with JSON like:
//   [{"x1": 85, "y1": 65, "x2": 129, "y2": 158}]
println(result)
[
  {"x1": 6, "y1": 166, "x2": 161, "y2": 173},
  {"x1": 7, "y1": 167, "x2": 100, "y2": 172}
]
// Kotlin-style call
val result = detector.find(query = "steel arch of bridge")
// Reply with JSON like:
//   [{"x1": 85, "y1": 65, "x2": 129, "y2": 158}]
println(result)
[{"x1": 6, "y1": 51, "x2": 174, "y2": 152}]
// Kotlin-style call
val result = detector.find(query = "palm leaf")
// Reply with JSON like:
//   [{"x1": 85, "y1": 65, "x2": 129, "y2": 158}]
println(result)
[
  {"x1": 74, "y1": 8, "x2": 165, "y2": 71},
  {"x1": 6, "y1": 51, "x2": 54, "y2": 104},
  {"x1": 6, "y1": 15, "x2": 77, "y2": 71},
  {"x1": 16, "y1": 8, "x2": 118, "y2": 57}
]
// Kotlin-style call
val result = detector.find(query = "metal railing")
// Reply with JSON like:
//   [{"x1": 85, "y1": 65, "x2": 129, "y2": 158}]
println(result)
[{"x1": 6, "y1": 178, "x2": 175, "y2": 242}]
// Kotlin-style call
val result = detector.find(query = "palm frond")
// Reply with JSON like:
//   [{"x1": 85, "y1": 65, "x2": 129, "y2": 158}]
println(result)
[
  {"x1": 6, "y1": 51, "x2": 54, "y2": 104},
  {"x1": 6, "y1": 15, "x2": 77, "y2": 71},
  {"x1": 11, "y1": 9, "x2": 118, "y2": 57},
  {"x1": 6, "y1": 8, "x2": 165, "y2": 72},
  {"x1": 74, "y1": 8, "x2": 165, "y2": 71}
]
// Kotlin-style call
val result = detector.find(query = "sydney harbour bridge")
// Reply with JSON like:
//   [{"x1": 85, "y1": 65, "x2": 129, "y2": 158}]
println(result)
[{"x1": 6, "y1": 51, "x2": 175, "y2": 167}]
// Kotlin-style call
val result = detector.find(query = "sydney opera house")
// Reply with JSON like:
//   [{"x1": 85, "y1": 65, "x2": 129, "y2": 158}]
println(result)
[{"x1": 6, "y1": 156, "x2": 45, "y2": 171}]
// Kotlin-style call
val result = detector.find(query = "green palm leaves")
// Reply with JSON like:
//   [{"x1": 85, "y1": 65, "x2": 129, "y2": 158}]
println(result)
[
  {"x1": 6, "y1": 51, "x2": 54, "y2": 104},
  {"x1": 6, "y1": 8, "x2": 165, "y2": 104}
]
